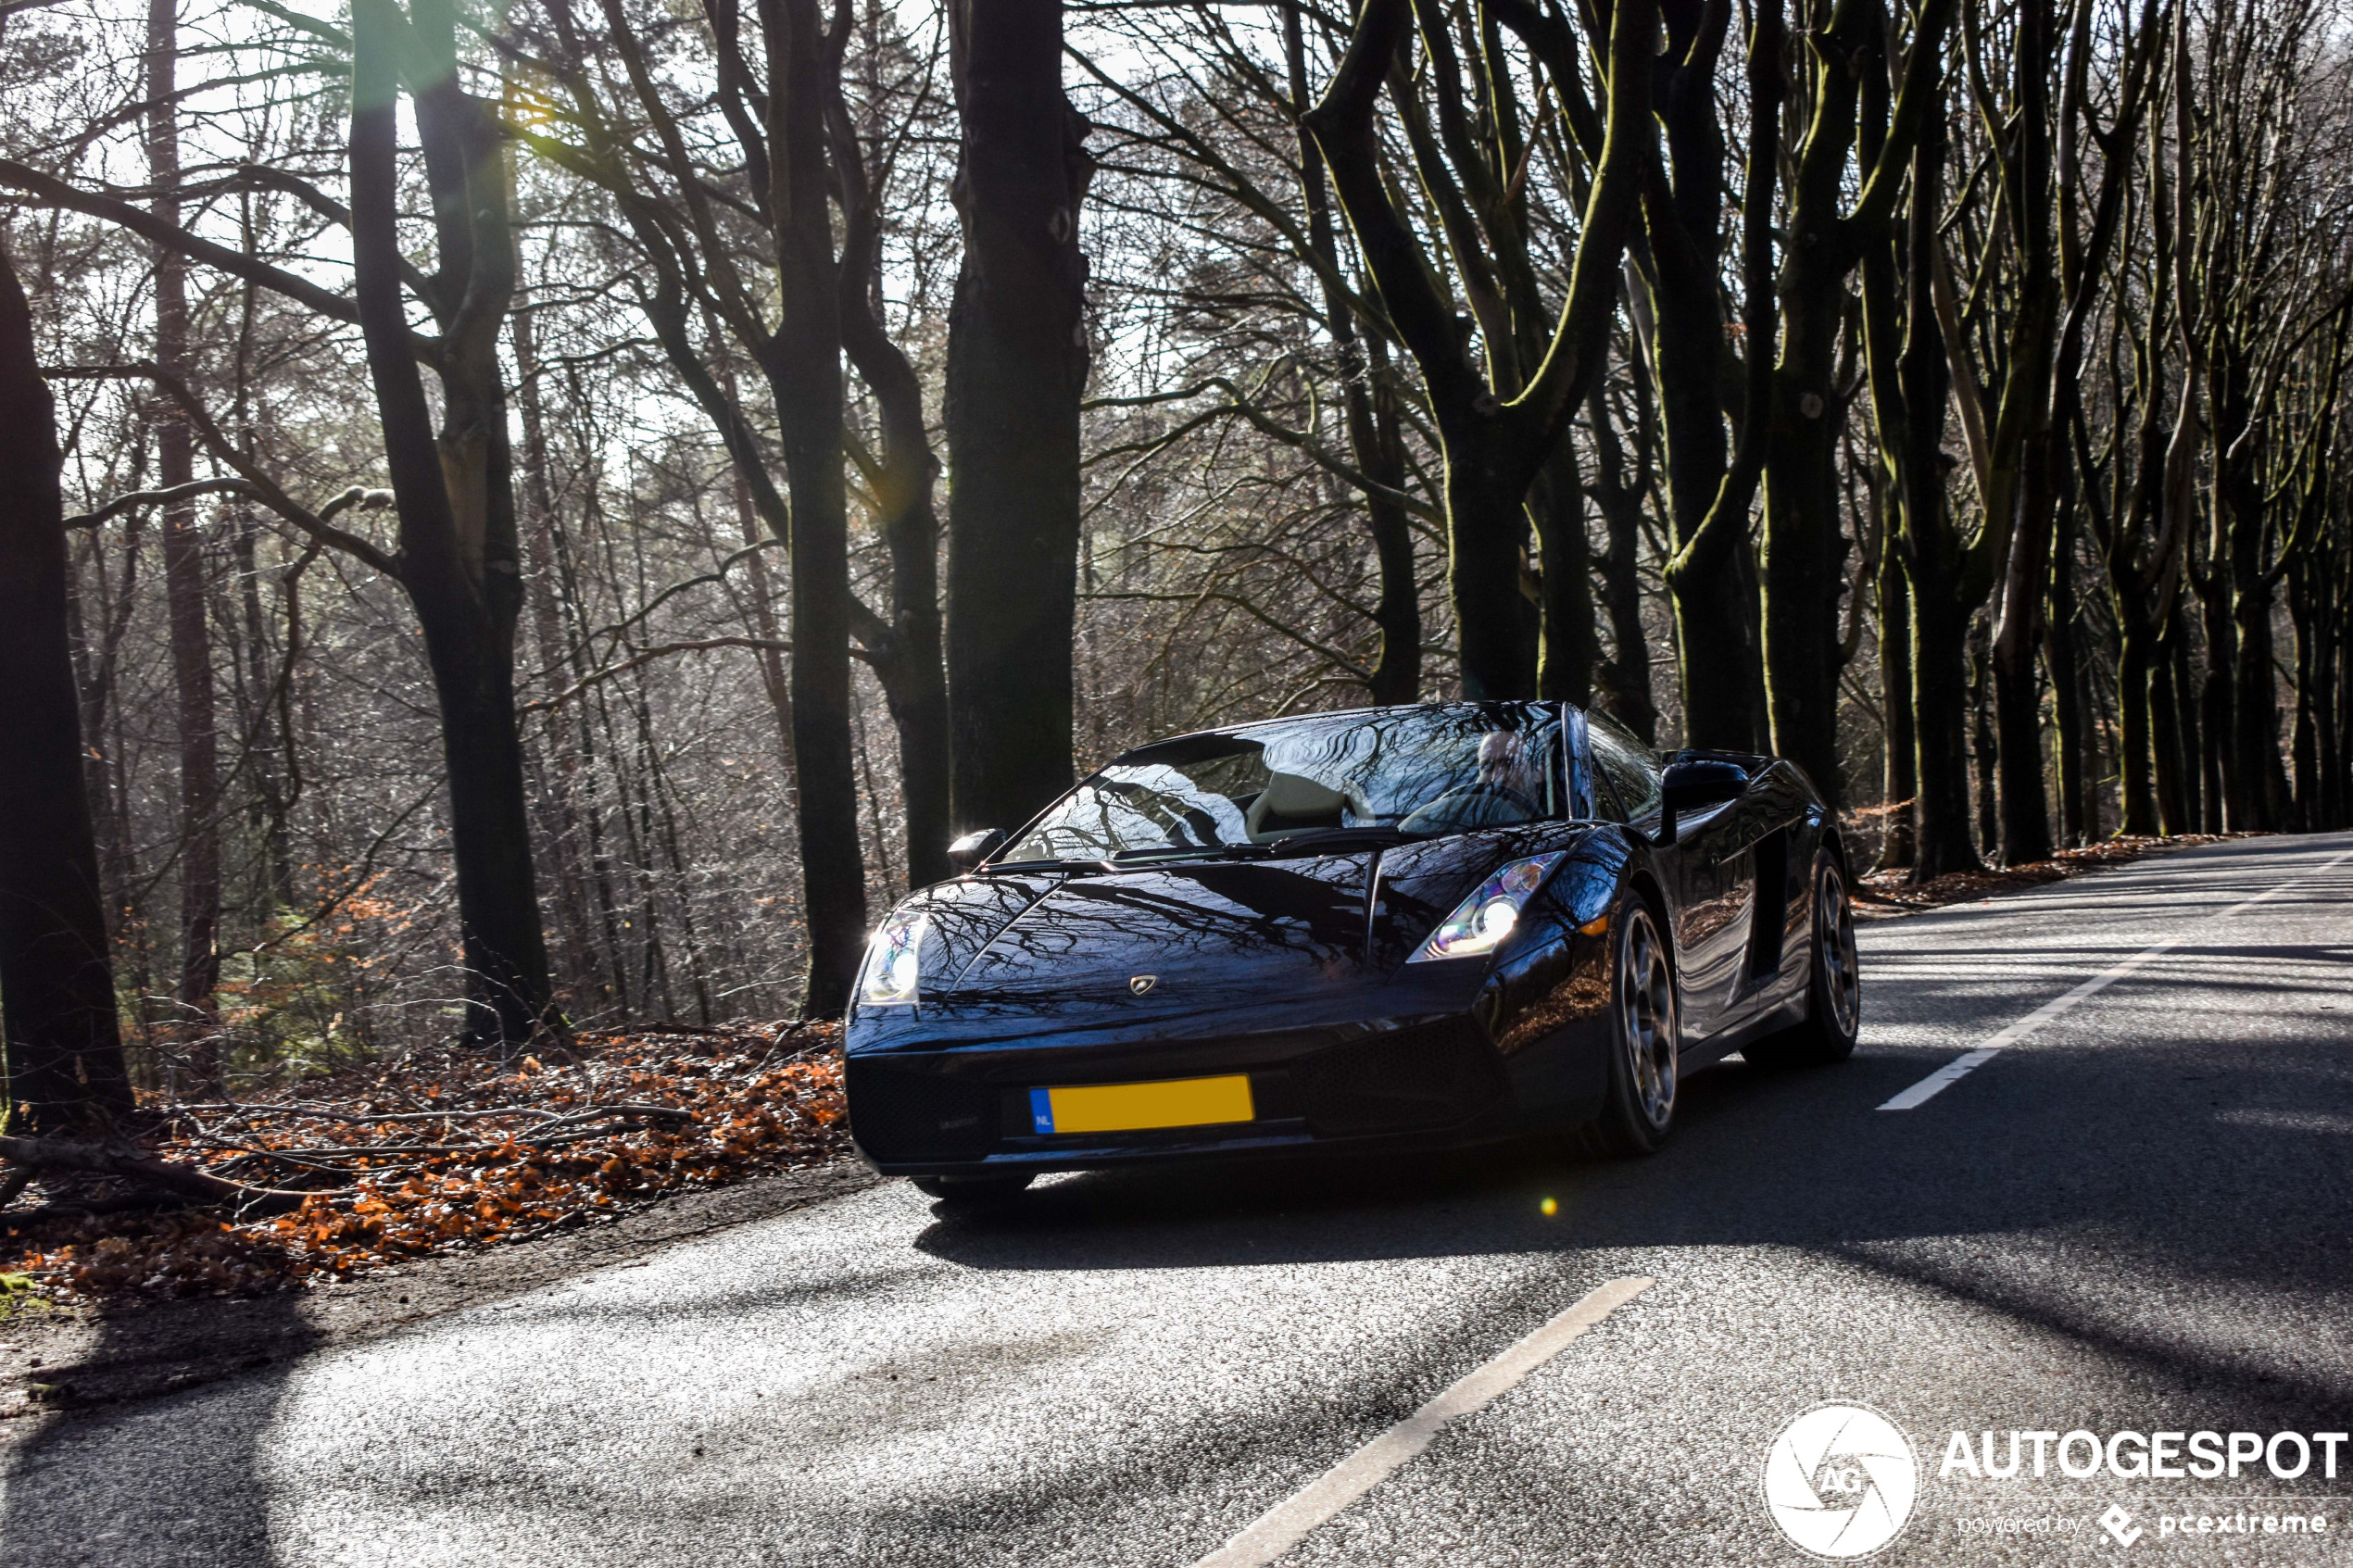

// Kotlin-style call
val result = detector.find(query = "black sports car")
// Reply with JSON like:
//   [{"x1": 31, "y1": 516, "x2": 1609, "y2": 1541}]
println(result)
[{"x1": 844, "y1": 701, "x2": 1859, "y2": 1203}]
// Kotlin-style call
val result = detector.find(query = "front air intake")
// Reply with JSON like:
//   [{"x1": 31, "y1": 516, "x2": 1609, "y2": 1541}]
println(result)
[
  {"x1": 1292, "y1": 1020, "x2": 1503, "y2": 1135},
  {"x1": 845, "y1": 1059, "x2": 998, "y2": 1161}
]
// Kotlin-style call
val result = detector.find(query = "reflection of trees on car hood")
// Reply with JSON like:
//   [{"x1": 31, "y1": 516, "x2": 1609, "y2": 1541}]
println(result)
[
  {"x1": 893, "y1": 823, "x2": 1589, "y2": 1017},
  {"x1": 943, "y1": 856, "x2": 1374, "y2": 1008}
]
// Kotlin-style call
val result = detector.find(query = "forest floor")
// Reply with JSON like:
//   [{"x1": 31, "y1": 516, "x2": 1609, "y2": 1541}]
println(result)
[
  {"x1": 0, "y1": 1020, "x2": 869, "y2": 1425},
  {"x1": 1849, "y1": 831, "x2": 2261, "y2": 917}
]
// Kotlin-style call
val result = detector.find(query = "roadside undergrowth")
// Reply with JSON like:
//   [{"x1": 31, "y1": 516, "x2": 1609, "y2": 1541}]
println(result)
[
  {"x1": 1853, "y1": 833, "x2": 2260, "y2": 914},
  {"x1": 1, "y1": 1022, "x2": 846, "y2": 1301}
]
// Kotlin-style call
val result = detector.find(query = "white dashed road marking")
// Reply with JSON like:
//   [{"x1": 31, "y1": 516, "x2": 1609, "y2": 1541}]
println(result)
[
  {"x1": 1878, "y1": 847, "x2": 2353, "y2": 1111},
  {"x1": 1193, "y1": 1275, "x2": 1653, "y2": 1568}
]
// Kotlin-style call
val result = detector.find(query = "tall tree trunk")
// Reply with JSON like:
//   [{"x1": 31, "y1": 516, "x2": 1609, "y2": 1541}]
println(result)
[
  {"x1": 1307, "y1": 0, "x2": 1655, "y2": 705},
  {"x1": 510, "y1": 287, "x2": 601, "y2": 1011},
  {"x1": 2197, "y1": 559, "x2": 2234, "y2": 831},
  {"x1": 1362, "y1": 340, "x2": 1419, "y2": 706},
  {"x1": 352, "y1": 0, "x2": 553, "y2": 1046},
  {"x1": 1876, "y1": 533, "x2": 1916, "y2": 868},
  {"x1": 756, "y1": 0, "x2": 866, "y2": 1012},
  {"x1": 1532, "y1": 436, "x2": 1596, "y2": 704},
  {"x1": 0, "y1": 245, "x2": 134, "y2": 1131},
  {"x1": 147, "y1": 0, "x2": 221, "y2": 1073},
  {"x1": 1285, "y1": 4, "x2": 1417, "y2": 707},
  {"x1": 1878, "y1": 82, "x2": 1980, "y2": 878},
  {"x1": 1588, "y1": 383, "x2": 1657, "y2": 743},
  {"x1": 2147, "y1": 635, "x2": 2188, "y2": 836},
  {"x1": 230, "y1": 506, "x2": 294, "y2": 903},
  {"x1": 2118, "y1": 611, "x2": 2161, "y2": 834},
  {"x1": 2318, "y1": 560, "x2": 2346, "y2": 829},
  {"x1": 944, "y1": 0, "x2": 1093, "y2": 834},
  {"x1": 2330, "y1": 569, "x2": 2350, "y2": 828},
  {"x1": 1970, "y1": 617, "x2": 2000, "y2": 855},
  {"x1": 1441, "y1": 441, "x2": 1542, "y2": 700},
  {"x1": 2163, "y1": 606, "x2": 2204, "y2": 833},
  {"x1": 62, "y1": 529, "x2": 125, "y2": 911},
  {"x1": 2072, "y1": 584, "x2": 2103, "y2": 837},
  {"x1": 1759, "y1": 26, "x2": 1856, "y2": 797},
  {"x1": 1984, "y1": 0, "x2": 2060, "y2": 866},
  {"x1": 1913, "y1": 584, "x2": 1979, "y2": 874},
  {"x1": 2327, "y1": 565, "x2": 2345, "y2": 830},
  {"x1": 1642, "y1": 0, "x2": 1774, "y2": 753},
  {"x1": 2046, "y1": 500, "x2": 2087, "y2": 847},
  {"x1": 827, "y1": 67, "x2": 950, "y2": 891},
  {"x1": 1761, "y1": 0, "x2": 1955, "y2": 804},
  {"x1": 1989, "y1": 497, "x2": 2055, "y2": 861},
  {"x1": 2291, "y1": 558, "x2": 2321, "y2": 830},
  {"x1": 229, "y1": 236, "x2": 293, "y2": 909},
  {"x1": 2233, "y1": 569, "x2": 2292, "y2": 830},
  {"x1": 1992, "y1": 0, "x2": 2163, "y2": 859}
]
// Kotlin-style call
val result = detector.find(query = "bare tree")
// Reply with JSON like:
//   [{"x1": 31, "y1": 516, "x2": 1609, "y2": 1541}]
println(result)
[{"x1": 0, "y1": 239, "x2": 133, "y2": 1130}]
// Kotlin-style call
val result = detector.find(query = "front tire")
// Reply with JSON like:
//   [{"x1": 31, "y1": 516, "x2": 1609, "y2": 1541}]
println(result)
[
  {"x1": 912, "y1": 1173, "x2": 1035, "y2": 1208},
  {"x1": 1745, "y1": 850, "x2": 1860, "y2": 1067},
  {"x1": 1578, "y1": 897, "x2": 1680, "y2": 1157}
]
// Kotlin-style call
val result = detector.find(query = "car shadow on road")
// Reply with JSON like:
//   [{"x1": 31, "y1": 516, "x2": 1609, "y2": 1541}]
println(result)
[
  {"x1": 914, "y1": 920, "x2": 2353, "y2": 1271},
  {"x1": 912, "y1": 1015, "x2": 2353, "y2": 1412}
]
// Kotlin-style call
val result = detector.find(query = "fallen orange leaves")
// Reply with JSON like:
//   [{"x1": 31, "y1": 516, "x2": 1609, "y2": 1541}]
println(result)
[{"x1": 3, "y1": 1021, "x2": 848, "y2": 1301}]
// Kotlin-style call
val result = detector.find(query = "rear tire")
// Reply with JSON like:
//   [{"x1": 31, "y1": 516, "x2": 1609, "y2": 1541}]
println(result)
[
  {"x1": 1576, "y1": 897, "x2": 1680, "y2": 1158},
  {"x1": 1744, "y1": 850, "x2": 1860, "y2": 1067},
  {"x1": 912, "y1": 1173, "x2": 1035, "y2": 1208}
]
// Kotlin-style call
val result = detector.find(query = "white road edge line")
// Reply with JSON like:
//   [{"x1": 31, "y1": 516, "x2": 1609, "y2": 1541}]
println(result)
[
  {"x1": 1193, "y1": 1275, "x2": 1654, "y2": 1568},
  {"x1": 1875, "y1": 942, "x2": 2177, "y2": 1109},
  {"x1": 1877, "y1": 846, "x2": 2353, "y2": 1112}
]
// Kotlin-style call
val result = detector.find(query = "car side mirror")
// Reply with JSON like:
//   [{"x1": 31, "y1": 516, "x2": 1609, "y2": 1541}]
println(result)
[
  {"x1": 1654, "y1": 759, "x2": 1748, "y2": 847},
  {"x1": 948, "y1": 828, "x2": 1005, "y2": 874}
]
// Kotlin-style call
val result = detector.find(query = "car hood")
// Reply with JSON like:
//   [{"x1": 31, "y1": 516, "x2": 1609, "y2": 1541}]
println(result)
[
  {"x1": 899, "y1": 826, "x2": 1582, "y2": 1019},
  {"x1": 934, "y1": 854, "x2": 1370, "y2": 1013}
]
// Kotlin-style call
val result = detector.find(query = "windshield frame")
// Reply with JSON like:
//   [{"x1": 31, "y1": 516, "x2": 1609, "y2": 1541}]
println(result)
[{"x1": 985, "y1": 703, "x2": 1582, "y2": 870}]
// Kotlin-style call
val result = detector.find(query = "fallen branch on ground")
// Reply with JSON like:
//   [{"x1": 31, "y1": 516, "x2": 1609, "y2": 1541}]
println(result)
[
  {"x1": 1, "y1": 1020, "x2": 848, "y2": 1299},
  {"x1": 0, "y1": 1135, "x2": 324, "y2": 1213}
]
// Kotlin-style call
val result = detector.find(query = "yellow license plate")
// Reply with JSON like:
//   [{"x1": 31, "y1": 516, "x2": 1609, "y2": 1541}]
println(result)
[{"x1": 1029, "y1": 1074, "x2": 1254, "y2": 1135}]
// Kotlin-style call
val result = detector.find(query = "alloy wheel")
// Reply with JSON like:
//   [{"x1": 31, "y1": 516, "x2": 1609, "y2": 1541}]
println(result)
[
  {"x1": 1618, "y1": 908, "x2": 1678, "y2": 1131},
  {"x1": 1818, "y1": 866, "x2": 1861, "y2": 1038}
]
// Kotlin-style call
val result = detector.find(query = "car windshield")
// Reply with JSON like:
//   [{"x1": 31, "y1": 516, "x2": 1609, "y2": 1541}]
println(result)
[{"x1": 998, "y1": 704, "x2": 1566, "y2": 864}]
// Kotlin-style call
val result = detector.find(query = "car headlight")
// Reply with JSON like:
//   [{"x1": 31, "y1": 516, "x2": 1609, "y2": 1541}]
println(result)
[
  {"x1": 859, "y1": 912, "x2": 929, "y2": 1006},
  {"x1": 1409, "y1": 853, "x2": 1566, "y2": 961}
]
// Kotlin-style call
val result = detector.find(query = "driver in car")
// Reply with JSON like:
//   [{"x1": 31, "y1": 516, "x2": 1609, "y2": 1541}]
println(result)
[
  {"x1": 1402, "y1": 729, "x2": 1546, "y2": 832},
  {"x1": 1478, "y1": 730, "x2": 1532, "y2": 790}
]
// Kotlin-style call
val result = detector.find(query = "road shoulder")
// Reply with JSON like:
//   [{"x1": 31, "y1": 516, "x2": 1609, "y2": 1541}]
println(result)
[{"x1": 0, "y1": 1158, "x2": 878, "y2": 1437}]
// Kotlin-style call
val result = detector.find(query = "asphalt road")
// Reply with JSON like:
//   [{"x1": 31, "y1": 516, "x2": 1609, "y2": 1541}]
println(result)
[{"x1": 8, "y1": 832, "x2": 2353, "y2": 1567}]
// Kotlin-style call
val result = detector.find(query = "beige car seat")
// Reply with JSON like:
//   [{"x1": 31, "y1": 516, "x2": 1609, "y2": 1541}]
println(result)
[{"x1": 1244, "y1": 771, "x2": 1350, "y2": 841}]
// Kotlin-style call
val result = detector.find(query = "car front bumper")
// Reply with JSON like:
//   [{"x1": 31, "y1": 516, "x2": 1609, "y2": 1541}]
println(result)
[{"x1": 845, "y1": 1008, "x2": 1525, "y2": 1179}]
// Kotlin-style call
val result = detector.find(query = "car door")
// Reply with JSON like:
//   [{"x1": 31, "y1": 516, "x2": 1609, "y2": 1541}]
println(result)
[
  {"x1": 1681, "y1": 759, "x2": 1818, "y2": 1035},
  {"x1": 1720, "y1": 762, "x2": 1815, "y2": 1011},
  {"x1": 1586, "y1": 722, "x2": 1749, "y2": 1042},
  {"x1": 1657, "y1": 768, "x2": 1754, "y2": 1040}
]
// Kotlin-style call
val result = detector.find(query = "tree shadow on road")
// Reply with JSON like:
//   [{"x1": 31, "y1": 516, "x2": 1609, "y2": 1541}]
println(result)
[
  {"x1": 0, "y1": 1274, "x2": 318, "y2": 1566},
  {"x1": 912, "y1": 1013, "x2": 2353, "y2": 1415}
]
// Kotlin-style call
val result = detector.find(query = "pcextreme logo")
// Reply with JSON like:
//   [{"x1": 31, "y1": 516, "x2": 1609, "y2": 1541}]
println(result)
[{"x1": 1764, "y1": 1403, "x2": 1920, "y2": 1560}]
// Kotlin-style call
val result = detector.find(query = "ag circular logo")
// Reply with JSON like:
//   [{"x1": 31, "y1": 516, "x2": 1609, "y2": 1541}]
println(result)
[{"x1": 1762, "y1": 1402, "x2": 1918, "y2": 1559}]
